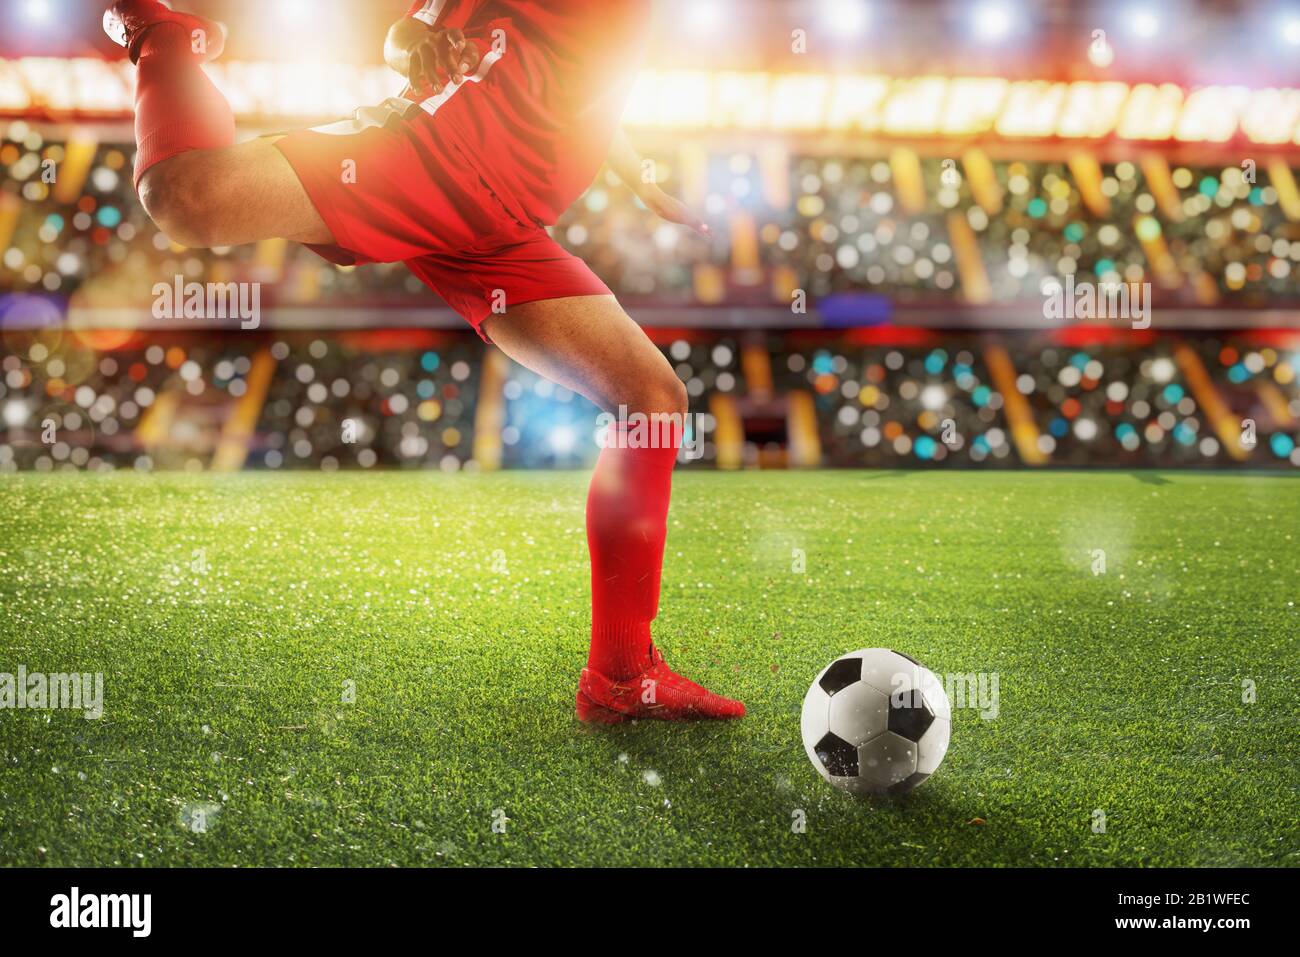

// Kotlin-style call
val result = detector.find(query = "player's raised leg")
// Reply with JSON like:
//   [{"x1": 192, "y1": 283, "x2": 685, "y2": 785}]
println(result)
[
  {"x1": 104, "y1": 0, "x2": 332, "y2": 248},
  {"x1": 483, "y1": 297, "x2": 746, "y2": 723},
  {"x1": 138, "y1": 140, "x2": 334, "y2": 248}
]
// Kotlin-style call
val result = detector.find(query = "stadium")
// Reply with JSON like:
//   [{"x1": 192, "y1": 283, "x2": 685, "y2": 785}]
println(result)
[{"x1": 1, "y1": 0, "x2": 1297, "y2": 889}]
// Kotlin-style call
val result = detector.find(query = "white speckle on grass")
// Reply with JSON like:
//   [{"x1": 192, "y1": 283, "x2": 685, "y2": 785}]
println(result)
[{"x1": 642, "y1": 769, "x2": 661, "y2": 787}]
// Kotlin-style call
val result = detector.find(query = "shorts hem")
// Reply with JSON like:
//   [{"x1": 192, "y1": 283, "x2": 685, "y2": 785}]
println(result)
[
  {"x1": 272, "y1": 132, "x2": 365, "y2": 261},
  {"x1": 469, "y1": 286, "x2": 615, "y2": 344}
]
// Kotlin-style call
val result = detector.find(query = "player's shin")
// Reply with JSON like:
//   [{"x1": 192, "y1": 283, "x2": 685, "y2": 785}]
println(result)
[
  {"x1": 128, "y1": 22, "x2": 236, "y2": 187},
  {"x1": 584, "y1": 421, "x2": 682, "y2": 681}
]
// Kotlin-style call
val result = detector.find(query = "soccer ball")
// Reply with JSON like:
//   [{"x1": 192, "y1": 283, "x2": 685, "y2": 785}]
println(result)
[{"x1": 801, "y1": 648, "x2": 951, "y2": 796}]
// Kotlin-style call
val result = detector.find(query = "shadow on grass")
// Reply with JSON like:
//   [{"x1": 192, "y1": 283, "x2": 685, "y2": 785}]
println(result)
[{"x1": 560, "y1": 708, "x2": 1048, "y2": 866}]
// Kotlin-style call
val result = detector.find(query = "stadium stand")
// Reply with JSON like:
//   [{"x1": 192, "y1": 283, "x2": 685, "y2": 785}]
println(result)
[
  {"x1": 4, "y1": 131, "x2": 1300, "y2": 309},
  {"x1": 3, "y1": 130, "x2": 1299, "y2": 473},
  {"x1": 3, "y1": 328, "x2": 1297, "y2": 472}
]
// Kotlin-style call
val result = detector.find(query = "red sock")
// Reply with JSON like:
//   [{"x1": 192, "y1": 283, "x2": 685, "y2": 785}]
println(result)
[
  {"x1": 585, "y1": 421, "x2": 682, "y2": 680},
  {"x1": 132, "y1": 23, "x2": 235, "y2": 187}
]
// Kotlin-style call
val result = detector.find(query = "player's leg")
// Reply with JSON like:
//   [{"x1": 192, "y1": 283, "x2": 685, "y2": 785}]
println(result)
[
  {"x1": 106, "y1": 1, "x2": 333, "y2": 248},
  {"x1": 140, "y1": 140, "x2": 334, "y2": 249},
  {"x1": 483, "y1": 296, "x2": 686, "y2": 416},
  {"x1": 483, "y1": 297, "x2": 745, "y2": 722}
]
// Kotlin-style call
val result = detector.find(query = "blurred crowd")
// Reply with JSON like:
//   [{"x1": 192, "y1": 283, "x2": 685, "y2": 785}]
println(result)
[
  {"x1": 775, "y1": 341, "x2": 1006, "y2": 466},
  {"x1": 3, "y1": 124, "x2": 1297, "y2": 308},
  {"x1": 4, "y1": 124, "x2": 1297, "y2": 472},
  {"x1": 254, "y1": 335, "x2": 480, "y2": 472},
  {"x1": 2, "y1": 329, "x2": 1296, "y2": 472}
]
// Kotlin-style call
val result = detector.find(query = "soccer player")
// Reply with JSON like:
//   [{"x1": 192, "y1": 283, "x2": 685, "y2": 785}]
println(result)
[{"x1": 102, "y1": 0, "x2": 745, "y2": 721}]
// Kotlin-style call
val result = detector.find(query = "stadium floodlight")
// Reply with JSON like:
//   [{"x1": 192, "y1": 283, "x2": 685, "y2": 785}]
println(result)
[
  {"x1": 3, "y1": 400, "x2": 29, "y2": 428},
  {"x1": 1282, "y1": 13, "x2": 1300, "y2": 45},
  {"x1": 276, "y1": 0, "x2": 311, "y2": 21},
  {"x1": 548, "y1": 425, "x2": 578, "y2": 455},
  {"x1": 920, "y1": 384, "x2": 948, "y2": 411},
  {"x1": 971, "y1": 1, "x2": 1016, "y2": 42},
  {"x1": 1126, "y1": 5, "x2": 1161, "y2": 39},
  {"x1": 821, "y1": 0, "x2": 871, "y2": 37},
  {"x1": 1149, "y1": 357, "x2": 1176, "y2": 383},
  {"x1": 21, "y1": 0, "x2": 52, "y2": 25},
  {"x1": 684, "y1": 0, "x2": 728, "y2": 39}
]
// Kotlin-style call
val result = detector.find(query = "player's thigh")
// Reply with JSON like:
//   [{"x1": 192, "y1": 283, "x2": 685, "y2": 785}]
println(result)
[
  {"x1": 481, "y1": 296, "x2": 686, "y2": 415},
  {"x1": 140, "y1": 137, "x2": 333, "y2": 247}
]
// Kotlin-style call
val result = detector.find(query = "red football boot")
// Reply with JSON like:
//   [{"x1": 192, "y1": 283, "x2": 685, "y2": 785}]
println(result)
[
  {"x1": 577, "y1": 646, "x2": 746, "y2": 723},
  {"x1": 103, "y1": 0, "x2": 227, "y2": 64}
]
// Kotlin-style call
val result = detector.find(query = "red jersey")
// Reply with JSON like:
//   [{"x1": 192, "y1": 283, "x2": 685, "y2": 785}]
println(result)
[{"x1": 402, "y1": 0, "x2": 651, "y2": 228}]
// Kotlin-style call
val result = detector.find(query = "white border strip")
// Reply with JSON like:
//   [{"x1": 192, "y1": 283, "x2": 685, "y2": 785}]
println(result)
[
  {"x1": 417, "y1": 46, "x2": 504, "y2": 118},
  {"x1": 411, "y1": 1, "x2": 445, "y2": 27}
]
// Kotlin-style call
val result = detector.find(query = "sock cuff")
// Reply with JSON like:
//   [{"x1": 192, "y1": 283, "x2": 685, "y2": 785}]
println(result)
[
  {"x1": 588, "y1": 619, "x2": 655, "y2": 679},
  {"x1": 599, "y1": 422, "x2": 682, "y2": 472},
  {"x1": 603, "y1": 417, "x2": 684, "y2": 445},
  {"x1": 134, "y1": 117, "x2": 237, "y2": 187}
]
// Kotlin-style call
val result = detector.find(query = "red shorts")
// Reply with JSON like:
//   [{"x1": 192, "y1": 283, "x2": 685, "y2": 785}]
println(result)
[{"x1": 273, "y1": 103, "x2": 610, "y2": 341}]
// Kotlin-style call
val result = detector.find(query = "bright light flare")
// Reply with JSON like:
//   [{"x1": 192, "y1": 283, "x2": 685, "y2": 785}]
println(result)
[
  {"x1": 971, "y1": 1, "x2": 1016, "y2": 42},
  {"x1": 684, "y1": 0, "x2": 728, "y2": 39},
  {"x1": 821, "y1": 0, "x2": 871, "y2": 37},
  {"x1": 920, "y1": 384, "x2": 948, "y2": 411},
  {"x1": 548, "y1": 425, "x2": 577, "y2": 455},
  {"x1": 275, "y1": 0, "x2": 313, "y2": 24},
  {"x1": 1127, "y1": 6, "x2": 1160, "y2": 39},
  {"x1": 3, "y1": 400, "x2": 30, "y2": 428},
  {"x1": 1150, "y1": 357, "x2": 1176, "y2": 383},
  {"x1": 1282, "y1": 14, "x2": 1300, "y2": 45},
  {"x1": 21, "y1": 0, "x2": 52, "y2": 25}
]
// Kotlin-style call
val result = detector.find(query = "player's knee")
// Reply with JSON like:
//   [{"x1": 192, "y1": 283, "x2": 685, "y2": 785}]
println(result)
[
  {"x1": 139, "y1": 165, "x2": 222, "y2": 249},
  {"x1": 664, "y1": 375, "x2": 690, "y2": 417},
  {"x1": 621, "y1": 368, "x2": 688, "y2": 418}
]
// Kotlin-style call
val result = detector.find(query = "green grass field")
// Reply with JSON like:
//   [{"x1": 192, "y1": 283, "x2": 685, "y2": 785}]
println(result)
[{"x1": 0, "y1": 470, "x2": 1296, "y2": 867}]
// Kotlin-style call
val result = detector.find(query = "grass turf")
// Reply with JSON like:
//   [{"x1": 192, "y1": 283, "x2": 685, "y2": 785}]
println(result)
[{"x1": 0, "y1": 470, "x2": 1296, "y2": 867}]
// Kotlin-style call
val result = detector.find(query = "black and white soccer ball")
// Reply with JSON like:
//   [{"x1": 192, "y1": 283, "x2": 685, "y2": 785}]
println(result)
[{"x1": 801, "y1": 648, "x2": 951, "y2": 796}]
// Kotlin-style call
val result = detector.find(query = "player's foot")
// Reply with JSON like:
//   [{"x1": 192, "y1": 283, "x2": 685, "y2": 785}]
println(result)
[
  {"x1": 576, "y1": 646, "x2": 746, "y2": 723},
  {"x1": 103, "y1": 0, "x2": 227, "y2": 64}
]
